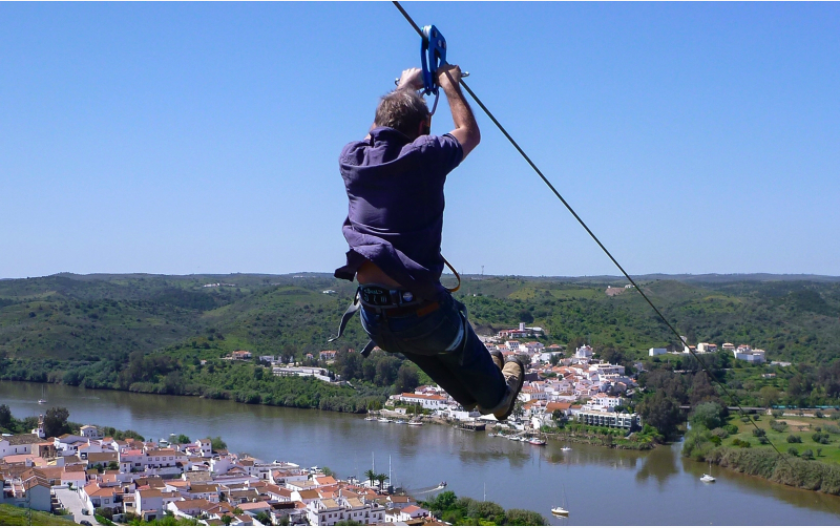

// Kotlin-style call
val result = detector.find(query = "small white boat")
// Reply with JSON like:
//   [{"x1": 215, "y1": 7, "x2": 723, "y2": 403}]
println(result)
[
  {"x1": 487, "y1": 433, "x2": 495, "y2": 437},
  {"x1": 408, "y1": 421, "x2": 423, "y2": 426},
  {"x1": 561, "y1": 445, "x2": 572, "y2": 451},
  {"x1": 38, "y1": 386, "x2": 47, "y2": 404},
  {"x1": 395, "y1": 420, "x2": 406, "y2": 424},
  {"x1": 364, "y1": 416, "x2": 377, "y2": 421},
  {"x1": 552, "y1": 484, "x2": 570, "y2": 516},
  {"x1": 378, "y1": 417, "x2": 392, "y2": 423},
  {"x1": 528, "y1": 438, "x2": 546, "y2": 446}
]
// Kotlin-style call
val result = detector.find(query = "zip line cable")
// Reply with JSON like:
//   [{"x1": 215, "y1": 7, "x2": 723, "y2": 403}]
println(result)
[{"x1": 391, "y1": 1, "x2": 791, "y2": 463}]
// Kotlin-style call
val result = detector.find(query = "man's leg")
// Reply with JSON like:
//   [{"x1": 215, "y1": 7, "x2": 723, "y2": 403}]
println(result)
[
  {"x1": 437, "y1": 317, "x2": 507, "y2": 412},
  {"x1": 400, "y1": 353, "x2": 477, "y2": 408}
]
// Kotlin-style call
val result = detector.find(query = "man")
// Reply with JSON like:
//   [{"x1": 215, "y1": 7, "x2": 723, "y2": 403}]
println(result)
[{"x1": 334, "y1": 65, "x2": 525, "y2": 420}]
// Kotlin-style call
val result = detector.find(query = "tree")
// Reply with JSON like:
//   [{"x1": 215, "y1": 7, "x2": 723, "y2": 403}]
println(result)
[
  {"x1": 374, "y1": 357, "x2": 399, "y2": 387},
  {"x1": 394, "y1": 364, "x2": 420, "y2": 394},
  {"x1": 376, "y1": 473, "x2": 388, "y2": 491},
  {"x1": 176, "y1": 434, "x2": 191, "y2": 444},
  {"x1": 689, "y1": 402, "x2": 725, "y2": 430},
  {"x1": 759, "y1": 386, "x2": 780, "y2": 408},
  {"x1": 689, "y1": 372, "x2": 718, "y2": 406},
  {"x1": 637, "y1": 390, "x2": 682, "y2": 439},
  {"x1": 322, "y1": 466, "x2": 335, "y2": 477},
  {"x1": 210, "y1": 436, "x2": 227, "y2": 451},
  {"x1": 43, "y1": 407, "x2": 71, "y2": 438},
  {"x1": 505, "y1": 508, "x2": 548, "y2": 526},
  {"x1": 221, "y1": 514, "x2": 232, "y2": 526},
  {"x1": 0, "y1": 404, "x2": 12, "y2": 427}
]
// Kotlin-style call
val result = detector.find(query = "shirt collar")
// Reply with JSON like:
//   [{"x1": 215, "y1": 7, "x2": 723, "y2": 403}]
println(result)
[{"x1": 370, "y1": 126, "x2": 411, "y2": 146}]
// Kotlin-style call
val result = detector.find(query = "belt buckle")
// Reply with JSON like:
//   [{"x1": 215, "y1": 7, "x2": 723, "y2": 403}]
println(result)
[{"x1": 361, "y1": 286, "x2": 391, "y2": 307}]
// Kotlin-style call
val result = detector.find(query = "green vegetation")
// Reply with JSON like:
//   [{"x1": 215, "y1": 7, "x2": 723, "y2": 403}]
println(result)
[
  {"x1": 684, "y1": 409, "x2": 840, "y2": 494},
  {"x1": 1, "y1": 273, "x2": 839, "y2": 415},
  {"x1": 124, "y1": 511, "x2": 200, "y2": 525},
  {"x1": 0, "y1": 504, "x2": 77, "y2": 526},
  {"x1": 422, "y1": 491, "x2": 547, "y2": 525}
]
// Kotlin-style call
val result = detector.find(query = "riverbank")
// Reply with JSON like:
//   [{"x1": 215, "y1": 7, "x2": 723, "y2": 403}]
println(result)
[
  {"x1": 703, "y1": 446, "x2": 840, "y2": 495},
  {"x1": 375, "y1": 409, "x2": 657, "y2": 451}
]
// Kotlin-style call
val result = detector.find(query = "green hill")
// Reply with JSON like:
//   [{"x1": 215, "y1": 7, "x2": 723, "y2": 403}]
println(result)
[{"x1": 1, "y1": 273, "x2": 838, "y2": 410}]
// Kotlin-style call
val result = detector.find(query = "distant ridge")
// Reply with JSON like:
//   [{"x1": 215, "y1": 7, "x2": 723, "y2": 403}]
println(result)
[{"x1": 1, "y1": 272, "x2": 838, "y2": 283}]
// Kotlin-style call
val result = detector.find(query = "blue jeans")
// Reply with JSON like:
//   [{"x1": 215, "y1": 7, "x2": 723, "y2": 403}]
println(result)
[{"x1": 360, "y1": 292, "x2": 507, "y2": 411}]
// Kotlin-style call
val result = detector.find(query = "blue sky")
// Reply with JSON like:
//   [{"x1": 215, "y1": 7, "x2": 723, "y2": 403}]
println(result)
[{"x1": 2, "y1": 2, "x2": 838, "y2": 279}]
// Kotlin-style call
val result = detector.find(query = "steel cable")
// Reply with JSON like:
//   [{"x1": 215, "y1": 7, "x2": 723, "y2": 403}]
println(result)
[{"x1": 391, "y1": 0, "x2": 792, "y2": 463}]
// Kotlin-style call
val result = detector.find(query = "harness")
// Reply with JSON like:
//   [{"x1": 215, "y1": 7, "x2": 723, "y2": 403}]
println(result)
[{"x1": 328, "y1": 258, "x2": 461, "y2": 357}]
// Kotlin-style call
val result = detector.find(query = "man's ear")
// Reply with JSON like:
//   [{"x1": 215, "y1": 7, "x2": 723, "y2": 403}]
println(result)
[{"x1": 419, "y1": 117, "x2": 431, "y2": 137}]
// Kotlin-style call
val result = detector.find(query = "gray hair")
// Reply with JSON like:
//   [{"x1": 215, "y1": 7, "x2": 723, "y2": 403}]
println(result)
[{"x1": 374, "y1": 89, "x2": 429, "y2": 137}]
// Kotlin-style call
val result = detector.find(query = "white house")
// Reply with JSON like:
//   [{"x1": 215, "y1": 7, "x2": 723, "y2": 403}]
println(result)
[
  {"x1": 575, "y1": 345, "x2": 593, "y2": 359},
  {"x1": 80, "y1": 425, "x2": 102, "y2": 439},
  {"x1": 306, "y1": 497, "x2": 385, "y2": 526},
  {"x1": 396, "y1": 392, "x2": 448, "y2": 410},
  {"x1": 0, "y1": 434, "x2": 42, "y2": 458},
  {"x1": 648, "y1": 347, "x2": 667, "y2": 357}
]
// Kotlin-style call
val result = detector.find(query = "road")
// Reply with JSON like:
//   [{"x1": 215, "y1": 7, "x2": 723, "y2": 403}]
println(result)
[{"x1": 54, "y1": 487, "x2": 98, "y2": 526}]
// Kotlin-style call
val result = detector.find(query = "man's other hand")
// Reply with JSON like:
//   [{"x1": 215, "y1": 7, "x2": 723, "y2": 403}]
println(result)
[
  {"x1": 397, "y1": 68, "x2": 424, "y2": 91},
  {"x1": 436, "y1": 64, "x2": 462, "y2": 89}
]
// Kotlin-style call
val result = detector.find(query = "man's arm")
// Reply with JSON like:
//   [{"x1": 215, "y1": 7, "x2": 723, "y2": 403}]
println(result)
[{"x1": 437, "y1": 64, "x2": 480, "y2": 159}]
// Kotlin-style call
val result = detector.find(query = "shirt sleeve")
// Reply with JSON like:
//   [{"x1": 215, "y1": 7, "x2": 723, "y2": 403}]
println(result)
[{"x1": 416, "y1": 134, "x2": 464, "y2": 174}]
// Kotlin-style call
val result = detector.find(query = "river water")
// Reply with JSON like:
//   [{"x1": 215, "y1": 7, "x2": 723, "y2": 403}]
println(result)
[{"x1": 2, "y1": 382, "x2": 839, "y2": 525}]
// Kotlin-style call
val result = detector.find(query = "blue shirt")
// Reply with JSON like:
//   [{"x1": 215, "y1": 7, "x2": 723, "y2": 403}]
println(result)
[{"x1": 335, "y1": 127, "x2": 464, "y2": 300}]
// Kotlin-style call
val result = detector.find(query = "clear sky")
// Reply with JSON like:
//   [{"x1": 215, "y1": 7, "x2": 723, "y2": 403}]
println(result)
[{"x1": 2, "y1": 2, "x2": 838, "y2": 280}]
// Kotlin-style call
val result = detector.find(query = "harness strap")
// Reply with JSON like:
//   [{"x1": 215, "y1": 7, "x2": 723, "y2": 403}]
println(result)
[
  {"x1": 327, "y1": 290, "x2": 377, "y2": 358},
  {"x1": 328, "y1": 291, "x2": 361, "y2": 343},
  {"x1": 442, "y1": 255, "x2": 461, "y2": 293}
]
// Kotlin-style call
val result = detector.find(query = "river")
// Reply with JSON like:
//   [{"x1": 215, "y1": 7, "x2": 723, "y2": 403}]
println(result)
[{"x1": 2, "y1": 382, "x2": 839, "y2": 525}]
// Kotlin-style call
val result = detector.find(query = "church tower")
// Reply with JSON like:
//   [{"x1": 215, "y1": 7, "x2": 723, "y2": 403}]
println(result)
[{"x1": 32, "y1": 414, "x2": 45, "y2": 439}]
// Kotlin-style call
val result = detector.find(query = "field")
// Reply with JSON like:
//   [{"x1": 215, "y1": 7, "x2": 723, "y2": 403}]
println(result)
[{"x1": 728, "y1": 412, "x2": 840, "y2": 465}]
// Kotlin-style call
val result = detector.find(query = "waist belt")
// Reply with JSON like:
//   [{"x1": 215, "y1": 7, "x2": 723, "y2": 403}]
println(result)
[{"x1": 328, "y1": 285, "x2": 441, "y2": 357}]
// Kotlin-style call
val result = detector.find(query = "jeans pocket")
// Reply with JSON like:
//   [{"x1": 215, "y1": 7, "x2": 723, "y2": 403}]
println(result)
[{"x1": 396, "y1": 308, "x2": 462, "y2": 356}]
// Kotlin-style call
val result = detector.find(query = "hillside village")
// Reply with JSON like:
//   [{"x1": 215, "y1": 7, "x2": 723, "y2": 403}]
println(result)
[
  {"x1": 2, "y1": 422, "x2": 443, "y2": 526},
  {"x1": 245, "y1": 322, "x2": 783, "y2": 434}
]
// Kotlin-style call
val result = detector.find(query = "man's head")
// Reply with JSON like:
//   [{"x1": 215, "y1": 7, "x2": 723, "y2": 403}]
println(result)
[{"x1": 374, "y1": 89, "x2": 430, "y2": 139}]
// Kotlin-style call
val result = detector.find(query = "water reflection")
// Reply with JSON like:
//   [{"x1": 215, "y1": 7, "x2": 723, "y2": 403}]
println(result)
[{"x1": 635, "y1": 444, "x2": 679, "y2": 488}]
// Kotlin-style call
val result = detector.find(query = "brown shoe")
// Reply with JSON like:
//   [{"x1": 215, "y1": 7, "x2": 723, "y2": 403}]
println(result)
[
  {"x1": 493, "y1": 357, "x2": 526, "y2": 421},
  {"x1": 489, "y1": 350, "x2": 504, "y2": 371}
]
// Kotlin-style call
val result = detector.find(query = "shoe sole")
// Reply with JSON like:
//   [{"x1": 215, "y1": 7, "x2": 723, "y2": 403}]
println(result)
[{"x1": 496, "y1": 357, "x2": 526, "y2": 421}]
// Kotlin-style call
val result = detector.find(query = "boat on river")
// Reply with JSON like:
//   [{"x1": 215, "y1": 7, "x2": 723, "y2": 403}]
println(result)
[
  {"x1": 561, "y1": 445, "x2": 572, "y2": 451},
  {"x1": 378, "y1": 417, "x2": 392, "y2": 423},
  {"x1": 551, "y1": 484, "x2": 570, "y2": 516},
  {"x1": 38, "y1": 386, "x2": 47, "y2": 404},
  {"x1": 528, "y1": 437, "x2": 546, "y2": 446},
  {"x1": 408, "y1": 420, "x2": 423, "y2": 426},
  {"x1": 701, "y1": 461, "x2": 716, "y2": 483},
  {"x1": 364, "y1": 415, "x2": 377, "y2": 421}
]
